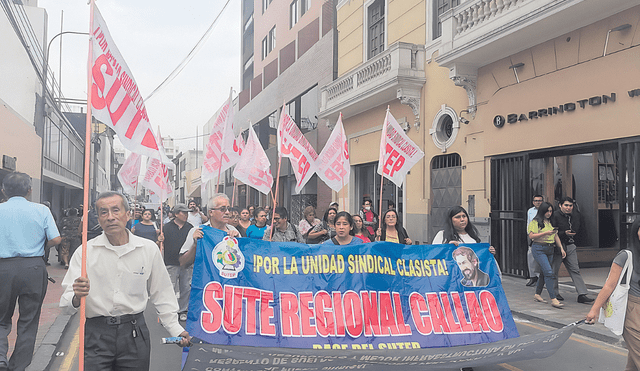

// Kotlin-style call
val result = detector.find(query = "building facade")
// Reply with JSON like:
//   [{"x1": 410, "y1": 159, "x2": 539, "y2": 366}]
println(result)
[
  {"x1": 1, "y1": 0, "x2": 84, "y2": 219},
  {"x1": 322, "y1": 0, "x2": 640, "y2": 275},
  {"x1": 202, "y1": 0, "x2": 337, "y2": 221}
]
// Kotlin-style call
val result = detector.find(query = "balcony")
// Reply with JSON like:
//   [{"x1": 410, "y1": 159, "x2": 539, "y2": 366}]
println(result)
[
  {"x1": 434, "y1": 0, "x2": 638, "y2": 115},
  {"x1": 319, "y1": 42, "x2": 426, "y2": 128}
]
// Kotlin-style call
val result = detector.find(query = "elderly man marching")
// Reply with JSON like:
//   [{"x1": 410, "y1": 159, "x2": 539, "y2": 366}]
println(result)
[{"x1": 60, "y1": 191, "x2": 189, "y2": 370}]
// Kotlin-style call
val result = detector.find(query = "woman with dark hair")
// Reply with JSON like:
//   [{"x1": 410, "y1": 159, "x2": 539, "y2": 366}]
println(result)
[
  {"x1": 352, "y1": 214, "x2": 372, "y2": 243},
  {"x1": 246, "y1": 207, "x2": 268, "y2": 239},
  {"x1": 375, "y1": 209, "x2": 411, "y2": 245},
  {"x1": 229, "y1": 208, "x2": 247, "y2": 237},
  {"x1": 586, "y1": 219, "x2": 640, "y2": 368},
  {"x1": 432, "y1": 206, "x2": 496, "y2": 253},
  {"x1": 359, "y1": 197, "x2": 378, "y2": 237},
  {"x1": 323, "y1": 212, "x2": 362, "y2": 245},
  {"x1": 528, "y1": 201, "x2": 565, "y2": 309},
  {"x1": 239, "y1": 207, "x2": 252, "y2": 231},
  {"x1": 310, "y1": 207, "x2": 337, "y2": 243},
  {"x1": 132, "y1": 208, "x2": 160, "y2": 243}
]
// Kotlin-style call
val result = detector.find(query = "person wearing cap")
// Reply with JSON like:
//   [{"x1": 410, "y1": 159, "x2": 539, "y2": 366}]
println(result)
[
  {"x1": 329, "y1": 201, "x2": 339, "y2": 210},
  {"x1": 160, "y1": 203, "x2": 194, "y2": 321}
]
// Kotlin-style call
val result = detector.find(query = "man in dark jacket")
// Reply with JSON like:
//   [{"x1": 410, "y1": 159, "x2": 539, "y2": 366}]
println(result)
[{"x1": 551, "y1": 197, "x2": 594, "y2": 304}]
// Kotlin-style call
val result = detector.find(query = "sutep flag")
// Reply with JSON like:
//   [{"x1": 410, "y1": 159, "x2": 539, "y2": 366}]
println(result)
[
  {"x1": 233, "y1": 125, "x2": 273, "y2": 195},
  {"x1": 201, "y1": 89, "x2": 241, "y2": 187},
  {"x1": 141, "y1": 128, "x2": 173, "y2": 202},
  {"x1": 277, "y1": 109, "x2": 318, "y2": 193},
  {"x1": 377, "y1": 110, "x2": 424, "y2": 187},
  {"x1": 317, "y1": 114, "x2": 350, "y2": 192},
  {"x1": 117, "y1": 152, "x2": 141, "y2": 195},
  {"x1": 90, "y1": 7, "x2": 170, "y2": 165}
]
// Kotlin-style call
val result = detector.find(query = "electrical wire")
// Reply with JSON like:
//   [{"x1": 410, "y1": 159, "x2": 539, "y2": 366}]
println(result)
[{"x1": 145, "y1": 0, "x2": 233, "y2": 101}]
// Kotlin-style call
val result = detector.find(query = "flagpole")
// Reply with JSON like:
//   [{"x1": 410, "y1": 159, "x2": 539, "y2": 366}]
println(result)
[
  {"x1": 79, "y1": 2, "x2": 96, "y2": 370},
  {"x1": 231, "y1": 177, "x2": 237, "y2": 206},
  {"x1": 378, "y1": 107, "x2": 390, "y2": 236},
  {"x1": 269, "y1": 156, "x2": 282, "y2": 241}
]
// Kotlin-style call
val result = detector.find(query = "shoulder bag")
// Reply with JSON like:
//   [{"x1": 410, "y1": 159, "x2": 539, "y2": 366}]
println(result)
[{"x1": 598, "y1": 249, "x2": 633, "y2": 336}]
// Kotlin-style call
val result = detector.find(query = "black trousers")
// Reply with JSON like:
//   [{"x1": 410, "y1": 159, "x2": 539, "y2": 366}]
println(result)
[
  {"x1": 0, "y1": 257, "x2": 48, "y2": 371},
  {"x1": 84, "y1": 312, "x2": 151, "y2": 371}
]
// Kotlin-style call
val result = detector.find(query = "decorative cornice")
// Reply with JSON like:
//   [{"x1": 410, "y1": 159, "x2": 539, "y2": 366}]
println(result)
[{"x1": 451, "y1": 75, "x2": 477, "y2": 118}]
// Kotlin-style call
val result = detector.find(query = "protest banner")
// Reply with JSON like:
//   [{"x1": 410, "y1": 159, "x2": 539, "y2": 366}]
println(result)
[
  {"x1": 117, "y1": 152, "x2": 141, "y2": 195},
  {"x1": 202, "y1": 89, "x2": 241, "y2": 193},
  {"x1": 186, "y1": 228, "x2": 518, "y2": 350},
  {"x1": 184, "y1": 321, "x2": 578, "y2": 370},
  {"x1": 233, "y1": 125, "x2": 274, "y2": 195},
  {"x1": 141, "y1": 128, "x2": 173, "y2": 202},
  {"x1": 377, "y1": 110, "x2": 424, "y2": 187},
  {"x1": 277, "y1": 110, "x2": 319, "y2": 193},
  {"x1": 90, "y1": 6, "x2": 170, "y2": 165},
  {"x1": 317, "y1": 114, "x2": 350, "y2": 192}
]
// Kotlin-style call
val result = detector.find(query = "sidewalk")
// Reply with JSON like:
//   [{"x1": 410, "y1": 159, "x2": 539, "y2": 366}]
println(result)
[
  {"x1": 18, "y1": 257, "x2": 620, "y2": 370},
  {"x1": 503, "y1": 266, "x2": 624, "y2": 346},
  {"x1": 6, "y1": 250, "x2": 74, "y2": 371}
]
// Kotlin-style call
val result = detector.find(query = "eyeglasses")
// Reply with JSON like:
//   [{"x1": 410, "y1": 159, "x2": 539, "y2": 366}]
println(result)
[{"x1": 212, "y1": 206, "x2": 232, "y2": 212}]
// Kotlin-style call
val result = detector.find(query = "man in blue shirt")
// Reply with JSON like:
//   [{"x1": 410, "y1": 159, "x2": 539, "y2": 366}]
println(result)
[{"x1": 0, "y1": 172, "x2": 61, "y2": 371}]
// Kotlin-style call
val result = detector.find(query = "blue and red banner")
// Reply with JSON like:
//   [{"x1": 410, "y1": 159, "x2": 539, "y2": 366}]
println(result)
[{"x1": 186, "y1": 227, "x2": 519, "y2": 350}]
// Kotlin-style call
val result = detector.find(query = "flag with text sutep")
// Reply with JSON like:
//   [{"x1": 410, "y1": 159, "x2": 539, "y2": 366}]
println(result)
[
  {"x1": 202, "y1": 90, "x2": 241, "y2": 187},
  {"x1": 90, "y1": 7, "x2": 169, "y2": 165},
  {"x1": 233, "y1": 125, "x2": 273, "y2": 195},
  {"x1": 317, "y1": 114, "x2": 350, "y2": 192},
  {"x1": 277, "y1": 110, "x2": 318, "y2": 193},
  {"x1": 377, "y1": 110, "x2": 424, "y2": 187},
  {"x1": 117, "y1": 152, "x2": 141, "y2": 195},
  {"x1": 141, "y1": 128, "x2": 172, "y2": 202}
]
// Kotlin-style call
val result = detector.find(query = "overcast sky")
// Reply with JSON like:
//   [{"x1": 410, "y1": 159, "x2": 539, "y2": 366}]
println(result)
[{"x1": 38, "y1": 0, "x2": 241, "y2": 152}]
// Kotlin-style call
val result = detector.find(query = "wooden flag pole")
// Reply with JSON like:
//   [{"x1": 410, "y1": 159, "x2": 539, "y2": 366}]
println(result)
[
  {"x1": 231, "y1": 177, "x2": 238, "y2": 206},
  {"x1": 79, "y1": 2, "x2": 96, "y2": 369},
  {"x1": 269, "y1": 156, "x2": 282, "y2": 241},
  {"x1": 377, "y1": 107, "x2": 390, "y2": 238}
]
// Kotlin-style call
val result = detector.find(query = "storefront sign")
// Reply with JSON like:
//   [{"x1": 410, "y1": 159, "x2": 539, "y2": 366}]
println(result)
[{"x1": 493, "y1": 92, "x2": 619, "y2": 128}]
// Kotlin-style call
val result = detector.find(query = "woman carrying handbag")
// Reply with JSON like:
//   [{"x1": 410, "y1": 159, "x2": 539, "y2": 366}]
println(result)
[{"x1": 586, "y1": 219, "x2": 640, "y2": 370}]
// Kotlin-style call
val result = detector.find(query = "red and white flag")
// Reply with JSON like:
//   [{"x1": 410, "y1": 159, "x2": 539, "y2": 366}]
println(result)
[
  {"x1": 90, "y1": 7, "x2": 170, "y2": 165},
  {"x1": 277, "y1": 109, "x2": 318, "y2": 193},
  {"x1": 141, "y1": 128, "x2": 173, "y2": 202},
  {"x1": 317, "y1": 114, "x2": 350, "y2": 192},
  {"x1": 117, "y1": 152, "x2": 141, "y2": 195},
  {"x1": 233, "y1": 125, "x2": 273, "y2": 195},
  {"x1": 201, "y1": 89, "x2": 241, "y2": 188},
  {"x1": 377, "y1": 110, "x2": 424, "y2": 187}
]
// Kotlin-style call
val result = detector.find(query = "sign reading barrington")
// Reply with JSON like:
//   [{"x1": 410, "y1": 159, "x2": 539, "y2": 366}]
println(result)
[{"x1": 186, "y1": 228, "x2": 518, "y2": 351}]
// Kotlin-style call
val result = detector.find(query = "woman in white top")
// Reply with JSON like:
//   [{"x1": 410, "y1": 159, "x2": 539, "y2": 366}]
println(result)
[{"x1": 432, "y1": 206, "x2": 496, "y2": 255}]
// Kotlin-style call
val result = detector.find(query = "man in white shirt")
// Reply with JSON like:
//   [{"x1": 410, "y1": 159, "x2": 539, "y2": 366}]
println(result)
[
  {"x1": 60, "y1": 192, "x2": 189, "y2": 370},
  {"x1": 187, "y1": 200, "x2": 208, "y2": 227},
  {"x1": 525, "y1": 195, "x2": 543, "y2": 286},
  {"x1": 180, "y1": 193, "x2": 240, "y2": 268}
]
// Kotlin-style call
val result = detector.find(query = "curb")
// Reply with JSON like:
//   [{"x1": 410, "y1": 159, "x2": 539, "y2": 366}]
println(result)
[
  {"x1": 26, "y1": 312, "x2": 75, "y2": 371},
  {"x1": 512, "y1": 310, "x2": 626, "y2": 348}
]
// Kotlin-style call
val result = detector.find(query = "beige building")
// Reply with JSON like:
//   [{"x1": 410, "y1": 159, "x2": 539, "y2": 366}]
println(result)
[{"x1": 321, "y1": 0, "x2": 640, "y2": 275}]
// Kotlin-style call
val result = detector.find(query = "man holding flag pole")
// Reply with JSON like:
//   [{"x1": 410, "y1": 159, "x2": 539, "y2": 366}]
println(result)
[{"x1": 60, "y1": 3, "x2": 189, "y2": 370}]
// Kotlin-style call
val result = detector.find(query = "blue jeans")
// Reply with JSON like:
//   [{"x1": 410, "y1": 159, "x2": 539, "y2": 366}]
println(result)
[{"x1": 531, "y1": 243, "x2": 557, "y2": 299}]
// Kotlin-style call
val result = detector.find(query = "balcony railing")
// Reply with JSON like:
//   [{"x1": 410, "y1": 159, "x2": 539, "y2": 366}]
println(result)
[{"x1": 320, "y1": 42, "x2": 425, "y2": 124}]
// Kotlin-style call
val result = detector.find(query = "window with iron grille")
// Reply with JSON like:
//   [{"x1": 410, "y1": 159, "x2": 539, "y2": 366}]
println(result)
[{"x1": 368, "y1": 0, "x2": 385, "y2": 59}]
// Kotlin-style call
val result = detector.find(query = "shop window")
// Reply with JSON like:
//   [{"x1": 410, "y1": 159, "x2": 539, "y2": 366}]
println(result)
[
  {"x1": 433, "y1": 0, "x2": 459, "y2": 39},
  {"x1": 367, "y1": 0, "x2": 385, "y2": 59}
]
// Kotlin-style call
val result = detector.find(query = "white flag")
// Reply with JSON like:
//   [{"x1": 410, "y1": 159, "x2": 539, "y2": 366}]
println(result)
[
  {"x1": 377, "y1": 110, "x2": 424, "y2": 187},
  {"x1": 141, "y1": 128, "x2": 173, "y2": 202},
  {"x1": 90, "y1": 6, "x2": 170, "y2": 165},
  {"x1": 201, "y1": 89, "x2": 241, "y2": 186},
  {"x1": 117, "y1": 152, "x2": 141, "y2": 195},
  {"x1": 277, "y1": 109, "x2": 318, "y2": 193},
  {"x1": 317, "y1": 114, "x2": 350, "y2": 192},
  {"x1": 233, "y1": 126, "x2": 273, "y2": 195}
]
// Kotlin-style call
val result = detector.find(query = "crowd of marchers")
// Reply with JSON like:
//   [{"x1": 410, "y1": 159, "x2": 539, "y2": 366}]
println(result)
[{"x1": 2, "y1": 171, "x2": 640, "y2": 371}]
